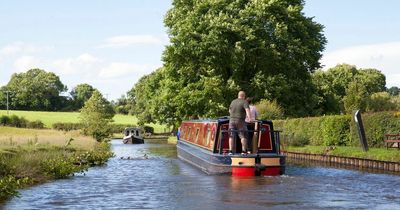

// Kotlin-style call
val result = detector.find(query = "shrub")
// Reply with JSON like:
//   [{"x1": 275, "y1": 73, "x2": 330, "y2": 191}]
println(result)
[
  {"x1": 9, "y1": 115, "x2": 28, "y2": 128},
  {"x1": 143, "y1": 126, "x2": 154, "y2": 134},
  {"x1": 0, "y1": 176, "x2": 31, "y2": 201},
  {"x1": 276, "y1": 111, "x2": 400, "y2": 148},
  {"x1": 256, "y1": 99, "x2": 284, "y2": 120},
  {"x1": 52, "y1": 122, "x2": 83, "y2": 131},
  {"x1": 0, "y1": 115, "x2": 11, "y2": 125},
  {"x1": 321, "y1": 115, "x2": 351, "y2": 146},
  {"x1": 41, "y1": 157, "x2": 86, "y2": 179},
  {"x1": 0, "y1": 115, "x2": 44, "y2": 129},
  {"x1": 283, "y1": 133, "x2": 309, "y2": 147},
  {"x1": 27, "y1": 120, "x2": 44, "y2": 129},
  {"x1": 366, "y1": 92, "x2": 397, "y2": 112}
]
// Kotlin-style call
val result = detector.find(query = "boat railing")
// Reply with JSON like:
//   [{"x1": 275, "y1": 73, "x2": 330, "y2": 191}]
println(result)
[{"x1": 218, "y1": 128, "x2": 281, "y2": 155}]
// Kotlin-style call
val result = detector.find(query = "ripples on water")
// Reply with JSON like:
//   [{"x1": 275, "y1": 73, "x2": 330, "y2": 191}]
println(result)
[{"x1": 4, "y1": 140, "x2": 400, "y2": 209}]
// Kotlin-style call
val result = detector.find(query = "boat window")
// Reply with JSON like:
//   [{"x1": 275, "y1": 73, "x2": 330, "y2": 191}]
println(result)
[
  {"x1": 195, "y1": 128, "x2": 200, "y2": 143},
  {"x1": 187, "y1": 127, "x2": 191, "y2": 140},
  {"x1": 205, "y1": 128, "x2": 211, "y2": 146}
]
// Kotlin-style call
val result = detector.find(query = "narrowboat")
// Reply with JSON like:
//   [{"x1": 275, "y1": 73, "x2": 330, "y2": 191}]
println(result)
[
  {"x1": 177, "y1": 118, "x2": 285, "y2": 176},
  {"x1": 123, "y1": 128, "x2": 144, "y2": 144}
]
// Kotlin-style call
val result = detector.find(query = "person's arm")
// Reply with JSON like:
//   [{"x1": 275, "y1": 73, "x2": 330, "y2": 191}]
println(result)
[{"x1": 245, "y1": 108, "x2": 251, "y2": 122}]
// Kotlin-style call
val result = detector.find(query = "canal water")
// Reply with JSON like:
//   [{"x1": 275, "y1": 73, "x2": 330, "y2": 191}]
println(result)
[{"x1": 4, "y1": 140, "x2": 400, "y2": 209}]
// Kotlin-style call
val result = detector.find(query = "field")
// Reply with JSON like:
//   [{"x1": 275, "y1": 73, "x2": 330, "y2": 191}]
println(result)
[
  {"x1": 0, "y1": 127, "x2": 96, "y2": 151},
  {"x1": 0, "y1": 110, "x2": 168, "y2": 133}
]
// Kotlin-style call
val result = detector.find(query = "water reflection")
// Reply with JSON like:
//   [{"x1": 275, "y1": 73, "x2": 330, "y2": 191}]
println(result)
[{"x1": 4, "y1": 140, "x2": 400, "y2": 209}]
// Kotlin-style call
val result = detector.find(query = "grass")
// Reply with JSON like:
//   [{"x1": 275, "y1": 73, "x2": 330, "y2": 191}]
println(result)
[
  {"x1": 0, "y1": 110, "x2": 168, "y2": 133},
  {"x1": 286, "y1": 145, "x2": 400, "y2": 162},
  {"x1": 0, "y1": 126, "x2": 113, "y2": 202},
  {"x1": 0, "y1": 127, "x2": 96, "y2": 151}
]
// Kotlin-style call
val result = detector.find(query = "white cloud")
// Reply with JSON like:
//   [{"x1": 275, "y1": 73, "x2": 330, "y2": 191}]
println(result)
[
  {"x1": 99, "y1": 62, "x2": 152, "y2": 79},
  {"x1": 0, "y1": 42, "x2": 53, "y2": 56},
  {"x1": 321, "y1": 42, "x2": 400, "y2": 87},
  {"x1": 14, "y1": 56, "x2": 41, "y2": 72},
  {"x1": 52, "y1": 53, "x2": 102, "y2": 76},
  {"x1": 99, "y1": 35, "x2": 166, "y2": 48}
]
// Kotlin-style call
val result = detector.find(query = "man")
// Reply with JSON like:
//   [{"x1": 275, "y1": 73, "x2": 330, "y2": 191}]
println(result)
[{"x1": 229, "y1": 91, "x2": 251, "y2": 155}]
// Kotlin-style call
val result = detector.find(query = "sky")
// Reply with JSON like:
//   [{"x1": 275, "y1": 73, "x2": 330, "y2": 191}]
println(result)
[{"x1": 0, "y1": 0, "x2": 399, "y2": 101}]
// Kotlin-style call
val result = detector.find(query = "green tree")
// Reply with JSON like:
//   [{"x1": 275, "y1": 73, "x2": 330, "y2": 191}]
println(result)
[
  {"x1": 256, "y1": 99, "x2": 284, "y2": 120},
  {"x1": 70, "y1": 83, "x2": 97, "y2": 110},
  {"x1": 79, "y1": 90, "x2": 115, "y2": 142},
  {"x1": 163, "y1": 0, "x2": 326, "y2": 118},
  {"x1": 312, "y1": 64, "x2": 387, "y2": 114},
  {"x1": 343, "y1": 80, "x2": 367, "y2": 114},
  {"x1": 388, "y1": 86, "x2": 399, "y2": 96},
  {"x1": 4, "y1": 69, "x2": 67, "y2": 111},
  {"x1": 366, "y1": 92, "x2": 397, "y2": 112}
]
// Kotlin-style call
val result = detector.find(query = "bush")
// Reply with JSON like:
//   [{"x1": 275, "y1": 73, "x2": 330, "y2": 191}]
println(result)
[
  {"x1": 276, "y1": 111, "x2": 400, "y2": 148},
  {"x1": 256, "y1": 99, "x2": 284, "y2": 120},
  {"x1": 366, "y1": 92, "x2": 397, "y2": 112},
  {"x1": 52, "y1": 122, "x2": 83, "y2": 131},
  {"x1": 0, "y1": 115, "x2": 44, "y2": 129},
  {"x1": 283, "y1": 133, "x2": 309, "y2": 147},
  {"x1": 27, "y1": 120, "x2": 44, "y2": 129},
  {"x1": 0, "y1": 176, "x2": 31, "y2": 201},
  {"x1": 321, "y1": 115, "x2": 351, "y2": 146},
  {"x1": 353, "y1": 111, "x2": 400, "y2": 147},
  {"x1": 0, "y1": 115, "x2": 11, "y2": 125},
  {"x1": 143, "y1": 126, "x2": 154, "y2": 134},
  {"x1": 9, "y1": 115, "x2": 28, "y2": 128}
]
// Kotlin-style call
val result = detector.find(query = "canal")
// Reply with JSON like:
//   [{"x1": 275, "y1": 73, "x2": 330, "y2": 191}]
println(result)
[{"x1": 4, "y1": 140, "x2": 400, "y2": 209}]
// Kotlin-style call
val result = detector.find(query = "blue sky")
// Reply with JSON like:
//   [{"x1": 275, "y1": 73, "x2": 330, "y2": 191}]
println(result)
[{"x1": 1, "y1": 0, "x2": 399, "y2": 100}]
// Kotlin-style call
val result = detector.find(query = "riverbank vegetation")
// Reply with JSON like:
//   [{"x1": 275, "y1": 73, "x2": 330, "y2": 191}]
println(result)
[
  {"x1": 0, "y1": 127, "x2": 113, "y2": 203},
  {"x1": 0, "y1": 110, "x2": 167, "y2": 133},
  {"x1": 286, "y1": 146, "x2": 400, "y2": 162}
]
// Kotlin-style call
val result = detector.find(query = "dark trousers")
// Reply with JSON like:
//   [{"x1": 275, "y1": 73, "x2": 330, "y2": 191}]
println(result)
[{"x1": 247, "y1": 123, "x2": 255, "y2": 152}]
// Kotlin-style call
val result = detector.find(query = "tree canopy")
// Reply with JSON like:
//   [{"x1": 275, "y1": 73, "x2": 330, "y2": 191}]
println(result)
[
  {"x1": 312, "y1": 64, "x2": 386, "y2": 114},
  {"x1": 161, "y1": 0, "x2": 326, "y2": 120},
  {"x1": 80, "y1": 90, "x2": 115, "y2": 141},
  {"x1": 1, "y1": 69, "x2": 67, "y2": 111},
  {"x1": 69, "y1": 83, "x2": 97, "y2": 110}
]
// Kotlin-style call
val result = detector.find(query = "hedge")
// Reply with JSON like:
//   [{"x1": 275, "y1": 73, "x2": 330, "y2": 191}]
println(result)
[
  {"x1": 275, "y1": 111, "x2": 400, "y2": 148},
  {"x1": 52, "y1": 122, "x2": 154, "y2": 135},
  {"x1": 0, "y1": 115, "x2": 44, "y2": 129}
]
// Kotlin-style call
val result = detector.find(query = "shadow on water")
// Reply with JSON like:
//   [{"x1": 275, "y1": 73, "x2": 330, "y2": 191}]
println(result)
[{"x1": 3, "y1": 139, "x2": 400, "y2": 209}]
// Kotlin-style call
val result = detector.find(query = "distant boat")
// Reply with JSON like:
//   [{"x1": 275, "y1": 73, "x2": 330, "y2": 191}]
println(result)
[
  {"x1": 177, "y1": 118, "x2": 285, "y2": 176},
  {"x1": 123, "y1": 128, "x2": 144, "y2": 144}
]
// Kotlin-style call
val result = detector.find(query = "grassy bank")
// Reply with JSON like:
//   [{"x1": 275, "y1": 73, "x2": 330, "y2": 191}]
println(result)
[
  {"x1": 0, "y1": 110, "x2": 167, "y2": 133},
  {"x1": 0, "y1": 126, "x2": 113, "y2": 203},
  {"x1": 285, "y1": 146, "x2": 400, "y2": 162}
]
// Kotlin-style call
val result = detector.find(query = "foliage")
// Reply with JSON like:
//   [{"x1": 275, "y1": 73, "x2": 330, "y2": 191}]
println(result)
[
  {"x1": 52, "y1": 122, "x2": 83, "y2": 131},
  {"x1": 1, "y1": 69, "x2": 67, "y2": 111},
  {"x1": 286, "y1": 145, "x2": 400, "y2": 162},
  {"x1": 321, "y1": 115, "x2": 351, "y2": 146},
  {"x1": 283, "y1": 133, "x2": 309, "y2": 147},
  {"x1": 255, "y1": 99, "x2": 284, "y2": 120},
  {"x1": 69, "y1": 83, "x2": 97, "y2": 111},
  {"x1": 113, "y1": 94, "x2": 134, "y2": 115},
  {"x1": 0, "y1": 176, "x2": 32, "y2": 201},
  {"x1": 161, "y1": 0, "x2": 326, "y2": 121},
  {"x1": 355, "y1": 111, "x2": 400, "y2": 147},
  {"x1": 366, "y1": 92, "x2": 397, "y2": 112},
  {"x1": 41, "y1": 156, "x2": 86, "y2": 179},
  {"x1": 343, "y1": 80, "x2": 367, "y2": 114},
  {"x1": 0, "y1": 138, "x2": 112, "y2": 202},
  {"x1": 80, "y1": 91, "x2": 115, "y2": 141},
  {"x1": 387, "y1": 86, "x2": 399, "y2": 96},
  {"x1": 0, "y1": 115, "x2": 44, "y2": 129},
  {"x1": 312, "y1": 64, "x2": 386, "y2": 115},
  {"x1": 276, "y1": 111, "x2": 400, "y2": 148}
]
